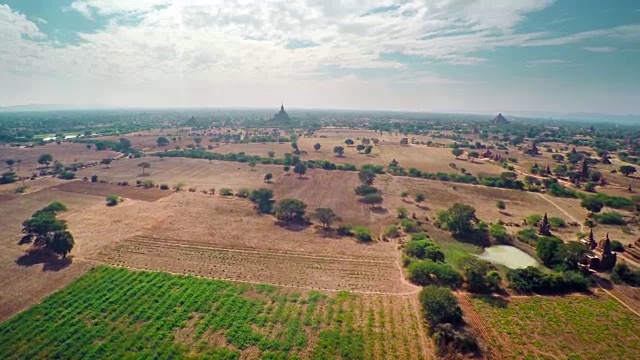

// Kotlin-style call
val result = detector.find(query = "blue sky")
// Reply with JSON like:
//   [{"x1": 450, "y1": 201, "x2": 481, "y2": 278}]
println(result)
[{"x1": 1, "y1": 0, "x2": 639, "y2": 115}]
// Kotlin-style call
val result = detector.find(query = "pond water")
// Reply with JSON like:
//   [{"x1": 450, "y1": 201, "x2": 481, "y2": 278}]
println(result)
[{"x1": 477, "y1": 245, "x2": 540, "y2": 269}]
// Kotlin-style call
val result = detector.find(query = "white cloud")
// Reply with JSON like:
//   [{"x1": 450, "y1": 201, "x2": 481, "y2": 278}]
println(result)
[
  {"x1": 1, "y1": 1, "x2": 639, "y2": 113},
  {"x1": 65, "y1": 1, "x2": 94, "y2": 19},
  {"x1": 526, "y1": 59, "x2": 570, "y2": 66},
  {"x1": 583, "y1": 46, "x2": 617, "y2": 53}
]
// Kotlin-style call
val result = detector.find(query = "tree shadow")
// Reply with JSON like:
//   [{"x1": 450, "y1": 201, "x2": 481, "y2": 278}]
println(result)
[
  {"x1": 274, "y1": 221, "x2": 311, "y2": 232},
  {"x1": 296, "y1": 176, "x2": 310, "y2": 181},
  {"x1": 370, "y1": 206, "x2": 388, "y2": 215},
  {"x1": 16, "y1": 248, "x2": 72, "y2": 272},
  {"x1": 416, "y1": 204, "x2": 431, "y2": 211},
  {"x1": 472, "y1": 294, "x2": 509, "y2": 308},
  {"x1": 499, "y1": 211, "x2": 512, "y2": 217}
]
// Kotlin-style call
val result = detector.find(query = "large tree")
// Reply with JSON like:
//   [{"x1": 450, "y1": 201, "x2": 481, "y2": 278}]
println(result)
[
  {"x1": 313, "y1": 208, "x2": 340, "y2": 229},
  {"x1": 436, "y1": 203, "x2": 477, "y2": 235},
  {"x1": 313, "y1": 143, "x2": 321, "y2": 152},
  {"x1": 358, "y1": 168, "x2": 376, "y2": 185},
  {"x1": 620, "y1": 165, "x2": 637, "y2": 177},
  {"x1": 19, "y1": 202, "x2": 74, "y2": 258},
  {"x1": 419, "y1": 286, "x2": 463, "y2": 328},
  {"x1": 249, "y1": 188, "x2": 275, "y2": 214},
  {"x1": 156, "y1": 136, "x2": 170, "y2": 147},
  {"x1": 38, "y1": 154, "x2": 53, "y2": 166},
  {"x1": 138, "y1": 162, "x2": 151, "y2": 175},
  {"x1": 274, "y1": 198, "x2": 307, "y2": 223},
  {"x1": 581, "y1": 197, "x2": 603, "y2": 214},
  {"x1": 451, "y1": 148, "x2": 464, "y2": 159},
  {"x1": 293, "y1": 162, "x2": 307, "y2": 178},
  {"x1": 333, "y1": 146, "x2": 345, "y2": 157}
]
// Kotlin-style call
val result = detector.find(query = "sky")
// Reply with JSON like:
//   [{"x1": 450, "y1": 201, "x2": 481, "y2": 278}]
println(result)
[{"x1": 1, "y1": 0, "x2": 639, "y2": 115}]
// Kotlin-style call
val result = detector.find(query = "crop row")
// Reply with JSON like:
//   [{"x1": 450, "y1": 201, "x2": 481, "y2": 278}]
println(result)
[{"x1": 0, "y1": 266, "x2": 426, "y2": 359}]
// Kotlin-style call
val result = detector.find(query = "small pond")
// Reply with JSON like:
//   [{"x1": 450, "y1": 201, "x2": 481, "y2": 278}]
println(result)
[{"x1": 477, "y1": 245, "x2": 540, "y2": 269}]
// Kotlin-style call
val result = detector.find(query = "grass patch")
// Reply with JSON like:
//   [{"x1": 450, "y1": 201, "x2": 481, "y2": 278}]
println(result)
[{"x1": 471, "y1": 294, "x2": 640, "y2": 359}]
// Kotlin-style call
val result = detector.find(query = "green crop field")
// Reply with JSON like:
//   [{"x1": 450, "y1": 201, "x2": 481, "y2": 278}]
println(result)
[
  {"x1": 0, "y1": 266, "x2": 429, "y2": 360},
  {"x1": 471, "y1": 294, "x2": 640, "y2": 359}
]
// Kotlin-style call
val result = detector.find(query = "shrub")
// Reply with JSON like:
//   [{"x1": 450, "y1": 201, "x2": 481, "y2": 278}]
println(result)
[
  {"x1": 611, "y1": 262, "x2": 640, "y2": 286},
  {"x1": 432, "y1": 323, "x2": 479, "y2": 356},
  {"x1": 337, "y1": 224, "x2": 353, "y2": 236},
  {"x1": 408, "y1": 260, "x2": 463, "y2": 288},
  {"x1": 91, "y1": 175, "x2": 98, "y2": 183},
  {"x1": 236, "y1": 188, "x2": 251, "y2": 198},
  {"x1": 58, "y1": 171, "x2": 76, "y2": 180},
  {"x1": 594, "y1": 211, "x2": 626, "y2": 225},
  {"x1": 536, "y1": 236, "x2": 566, "y2": 269},
  {"x1": 516, "y1": 228, "x2": 538, "y2": 246},
  {"x1": 419, "y1": 286, "x2": 463, "y2": 327},
  {"x1": 352, "y1": 226, "x2": 373, "y2": 241},
  {"x1": 106, "y1": 194, "x2": 119, "y2": 206},
  {"x1": 219, "y1": 188, "x2": 233, "y2": 196},
  {"x1": 141, "y1": 179, "x2": 155, "y2": 188},
  {"x1": 489, "y1": 223, "x2": 511, "y2": 244},
  {"x1": 401, "y1": 218, "x2": 421, "y2": 233},
  {"x1": 174, "y1": 182, "x2": 185, "y2": 191},
  {"x1": 160, "y1": 184, "x2": 170, "y2": 190},
  {"x1": 525, "y1": 214, "x2": 543, "y2": 226},
  {"x1": 396, "y1": 206, "x2": 409, "y2": 219},
  {"x1": 15, "y1": 185, "x2": 28, "y2": 194},
  {"x1": 354, "y1": 185, "x2": 378, "y2": 196},
  {"x1": 507, "y1": 266, "x2": 590, "y2": 294},
  {"x1": 383, "y1": 225, "x2": 400, "y2": 239},
  {"x1": 548, "y1": 216, "x2": 566, "y2": 229},
  {"x1": 610, "y1": 240, "x2": 625, "y2": 252},
  {"x1": 405, "y1": 240, "x2": 445, "y2": 262}
]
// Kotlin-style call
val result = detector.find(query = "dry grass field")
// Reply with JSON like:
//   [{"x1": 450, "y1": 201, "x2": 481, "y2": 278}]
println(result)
[{"x1": 0, "y1": 142, "x2": 120, "y2": 177}]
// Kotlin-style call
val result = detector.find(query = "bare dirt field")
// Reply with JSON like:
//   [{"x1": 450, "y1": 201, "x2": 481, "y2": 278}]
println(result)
[
  {"x1": 83, "y1": 192, "x2": 412, "y2": 294},
  {"x1": 50, "y1": 181, "x2": 172, "y2": 202},
  {"x1": 0, "y1": 142, "x2": 120, "y2": 177}
]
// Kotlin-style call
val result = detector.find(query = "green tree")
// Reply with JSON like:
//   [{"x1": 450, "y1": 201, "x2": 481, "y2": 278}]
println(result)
[
  {"x1": 414, "y1": 193, "x2": 426, "y2": 205},
  {"x1": 293, "y1": 162, "x2": 307, "y2": 178},
  {"x1": 581, "y1": 197, "x2": 603, "y2": 214},
  {"x1": 358, "y1": 168, "x2": 376, "y2": 185},
  {"x1": 362, "y1": 193, "x2": 383, "y2": 207},
  {"x1": 249, "y1": 188, "x2": 275, "y2": 214},
  {"x1": 551, "y1": 154, "x2": 564, "y2": 162},
  {"x1": 274, "y1": 198, "x2": 307, "y2": 223},
  {"x1": 19, "y1": 202, "x2": 74, "y2": 258},
  {"x1": 333, "y1": 146, "x2": 345, "y2": 157},
  {"x1": 101, "y1": 158, "x2": 112, "y2": 168},
  {"x1": 356, "y1": 144, "x2": 365, "y2": 152},
  {"x1": 496, "y1": 200, "x2": 506, "y2": 211},
  {"x1": 464, "y1": 258, "x2": 501, "y2": 294},
  {"x1": 313, "y1": 208, "x2": 340, "y2": 229},
  {"x1": 0, "y1": 171, "x2": 17, "y2": 184},
  {"x1": 451, "y1": 148, "x2": 464, "y2": 159},
  {"x1": 436, "y1": 203, "x2": 477, "y2": 235},
  {"x1": 248, "y1": 160, "x2": 257, "y2": 171},
  {"x1": 620, "y1": 165, "x2": 637, "y2": 176},
  {"x1": 5, "y1": 159, "x2": 15, "y2": 167},
  {"x1": 345, "y1": 139, "x2": 354, "y2": 146},
  {"x1": 396, "y1": 206, "x2": 409, "y2": 218},
  {"x1": 419, "y1": 286, "x2": 463, "y2": 327},
  {"x1": 105, "y1": 194, "x2": 119, "y2": 206},
  {"x1": 138, "y1": 162, "x2": 151, "y2": 175},
  {"x1": 38, "y1": 154, "x2": 53, "y2": 166},
  {"x1": 536, "y1": 236, "x2": 566, "y2": 268},
  {"x1": 264, "y1": 173, "x2": 273, "y2": 182},
  {"x1": 156, "y1": 136, "x2": 170, "y2": 147},
  {"x1": 283, "y1": 165, "x2": 290, "y2": 173},
  {"x1": 313, "y1": 143, "x2": 321, "y2": 152},
  {"x1": 467, "y1": 151, "x2": 480, "y2": 162},
  {"x1": 564, "y1": 241, "x2": 589, "y2": 270}
]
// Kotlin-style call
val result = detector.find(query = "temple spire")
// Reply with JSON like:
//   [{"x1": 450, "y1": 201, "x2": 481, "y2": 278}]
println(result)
[
  {"x1": 588, "y1": 228, "x2": 597, "y2": 250},
  {"x1": 602, "y1": 233, "x2": 612, "y2": 255}
]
